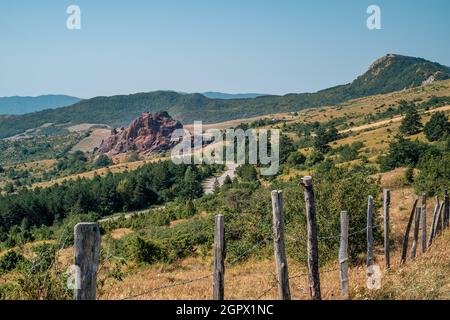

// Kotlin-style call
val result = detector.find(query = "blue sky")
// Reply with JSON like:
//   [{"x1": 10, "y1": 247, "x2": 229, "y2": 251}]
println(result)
[{"x1": 0, "y1": 0, "x2": 449, "y2": 98}]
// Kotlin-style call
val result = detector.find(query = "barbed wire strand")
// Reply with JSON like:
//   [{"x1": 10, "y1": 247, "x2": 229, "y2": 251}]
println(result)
[
  {"x1": 119, "y1": 236, "x2": 272, "y2": 300},
  {"x1": 226, "y1": 236, "x2": 273, "y2": 268},
  {"x1": 120, "y1": 275, "x2": 211, "y2": 300},
  {"x1": 318, "y1": 224, "x2": 379, "y2": 241},
  {"x1": 257, "y1": 266, "x2": 340, "y2": 299},
  {"x1": 117, "y1": 223, "x2": 380, "y2": 300}
]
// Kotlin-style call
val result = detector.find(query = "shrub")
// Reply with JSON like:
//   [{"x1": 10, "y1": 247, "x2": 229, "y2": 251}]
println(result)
[
  {"x1": 424, "y1": 112, "x2": 449, "y2": 142},
  {"x1": 14, "y1": 243, "x2": 71, "y2": 300},
  {"x1": 0, "y1": 251, "x2": 25, "y2": 275},
  {"x1": 236, "y1": 164, "x2": 258, "y2": 181},
  {"x1": 306, "y1": 151, "x2": 325, "y2": 166},
  {"x1": 94, "y1": 154, "x2": 112, "y2": 168},
  {"x1": 414, "y1": 153, "x2": 450, "y2": 196},
  {"x1": 379, "y1": 136, "x2": 437, "y2": 171},
  {"x1": 286, "y1": 152, "x2": 306, "y2": 169},
  {"x1": 399, "y1": 106, "x2": 422, "y2": 135},
  {"x1": 125, "y1": 235, "x2": 163, "y2": 264}
]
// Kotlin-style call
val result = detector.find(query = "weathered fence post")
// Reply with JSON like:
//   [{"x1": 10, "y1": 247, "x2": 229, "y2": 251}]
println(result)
[
  {"x1": 429, "y1": 198, "x2": 440, "y2": 246},
  {"x1": 271, "y1": 190, "x2": 291, "y2": 300},
  {"x1": 383, "y1": 189, "x2": 390, "y2": 269},
  {"x1": 339, "y1": 211, "x2": 349, "y2": 300},
  {"x1": 366, "y1": 196, "x2": 375, "y2": 269},
  {"x1": 213, "y1": 214, "x2": 225, "y2": 300},
  {"x1": 302, "y1": 176, "x2": 321, "y2": 300},
  {"x1": 421, "y1": 193, "x2": 427, "y2": 254},
  {"x1": 437, "y1": 202, "x2": 445, "y2": 236},
  {"x1": 444, "y1": 190, "x2": 450, "y2": 228},
  {"x1": 74, "y1": 223, "x2": 101, "y2": 300},
  {"x1": 400, "y1": 196, "x2": 419, "y2": 265},
  {"x1": 411, "y1": 207, "x2": 421, "y2": 259}
]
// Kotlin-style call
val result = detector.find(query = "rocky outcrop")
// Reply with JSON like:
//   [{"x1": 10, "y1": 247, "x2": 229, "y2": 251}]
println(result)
[{"x1": 96, "y1": 111, "x2": 182, "y2": 155}]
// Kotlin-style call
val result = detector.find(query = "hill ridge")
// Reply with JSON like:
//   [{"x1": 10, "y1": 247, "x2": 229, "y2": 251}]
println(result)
[{"x1": 0, "y1": 54, "x2": 449, "y2": 139}]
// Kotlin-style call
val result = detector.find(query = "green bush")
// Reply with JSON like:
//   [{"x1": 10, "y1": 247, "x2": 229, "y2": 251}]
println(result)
[
  {"x1": 379, "y1": 136, "x2": 438, "y2": 171},
  {"x1": 306, "y1": 151, "x2": 325, "y2": 166},
  {"x1": 424, "y1": 112, "x2": 449, "y2": 142},
  {"x1": 415, "y1": 153, "x2": 450, "y2": 196},
  {"x1": 0, "y1": 251, "x2": 25, "y2": 275},
  {"x1": 125, "y1": 235, "x2": 163, "y2": 264}
]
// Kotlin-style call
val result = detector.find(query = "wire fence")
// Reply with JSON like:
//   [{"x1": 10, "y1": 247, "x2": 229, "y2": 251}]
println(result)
[
  {"x1": 108, "y1": 224, "x2": 383, "y2": 300},
  {"x1": 117, "y1": 235, "x2": 274, "y2": 300},
  {"x1": 115, "y1": 228, "x2": 347, "y2": 301},
  {"x1": 72, "y1": 188, "x2": 449, "y2": 301}
]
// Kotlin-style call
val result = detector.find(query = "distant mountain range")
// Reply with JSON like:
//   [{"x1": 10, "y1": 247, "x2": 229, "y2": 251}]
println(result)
[
  {"x1": 201, "y1": 92, "x2": 266, "y2": 99},
  {"x1": 0, "y1": 93, "x2": 263, "y2": 116},
  {"x1": 1, "y1": 54, "x2": 449, "y2": 139},
  {"x1": 0, "y1": 95, "x2": 81, "y2": 115}
]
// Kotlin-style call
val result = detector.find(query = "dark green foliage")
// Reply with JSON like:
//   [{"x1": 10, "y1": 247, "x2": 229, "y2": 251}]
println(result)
[
  {"x1": 415, "y1": 152, "x2": 450, "y2": 196},
  {"x1": 306, "y1": 151, "x2": 325, "y2": 166},
  {"x1": 379, "y1": 136, "x2": 439, "y2": 171},
  {"x1": 286, "y1": 152, "x2": 306, "y2": 169},
  {"x1": 14, "y1": 243, "x2": 71, "y2": 300},
  {"x1": 314, "y1": 126, "x2": 341, "y2": 153},
  {"x1": 223, "y1": 175, "x2": 233, "y2": 187},
  {"x1": 333, "y1": 142, "x2": 364, "y2": 162},
  {"x1": 94, "y1": 154, "x2": 112, "y2": 168},
  {"x1": 236, "y1": 164, "x2": 258, "y2": 181},
  {"x1": 198, "y1": 164, "x2": 381, "y2": 264},
  {"x1": 0, "y1": 251, "x2": 25, "y2": 275},
  {"x1": 279, "y1": 135, "x2": 296, "y2": 164},
  {"x1": 420, "y1": 96, "x2": 450, "y2": 110},
  {"x1": 113, "y1": 217, "x2": 213, "y2": 265},
  {"x1": 424, "y1": 112, "x2": 450, "y2": 142},
  {"x1": 399, "y1": 106, "x2": 422, "y2": 135},
  {"x1": 404, "y1": 166, "x2": 415, "y2": 185},
  {"x1": 0, "y1": 133, "x2": 83, "y2": 166},
  {"x1": 125, "y1": 235, "x2": 163, "y2": 264},
  {"x1": 0, "y1": 161, "x2": 216, "y2": 241},
  {"x1": 55, "y1": 150, "x2": 89, "y2": 174}
]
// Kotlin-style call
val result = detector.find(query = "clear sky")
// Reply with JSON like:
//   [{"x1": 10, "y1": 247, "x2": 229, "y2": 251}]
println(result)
[{"x1": 0, "y1": 0, "x2": 449, "y2": 98}]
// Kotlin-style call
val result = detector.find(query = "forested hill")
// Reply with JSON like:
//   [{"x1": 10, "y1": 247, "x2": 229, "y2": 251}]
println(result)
[
  {"x1": 0, "y1": 95, "x2": 81, "y2": 115},
  {"x1": 1, "y1": 54, "x2": 449, "y2": 139}
]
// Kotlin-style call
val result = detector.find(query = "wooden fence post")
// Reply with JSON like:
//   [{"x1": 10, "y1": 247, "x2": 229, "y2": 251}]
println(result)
[
  {"x1": 366, "y1": 196, "x2": 374, "y2": 269},
  {"x1": 74, "y1": 223, "x2": 101, "y2": 300},
  {"x1": 437, "y1": 202, "x2": 445, "y2": 236},
  {"x1": 271, "y1": 190, "x2": 291, "y2": 300},
  {"x1": 421, "y1": 193, "x2": 427, "y2": 254},
  {"x1": 400, "y1": 196, "x2": 419, "y2": 265},
  {"x1": 339, "y1": 211, "x2": 349, "y2": 300},
  {"x1": 383, "y1": 189, "x2": 390, "y2": 269},
  {"x1": 213, "y1": 214, "x2": 225, "y2": 300},
  {"x1": 444, "y1": 190, "x2": 450, "y2": 228},
  {"x1": 302, "y1": 176, "x2": 321, "y2": 300},
  {"x1": 429, "y1": 198, "x2": 440, "y2": 246},
  {"x1": 410, "y1": 207, "x2": 421, "y2": 259}
]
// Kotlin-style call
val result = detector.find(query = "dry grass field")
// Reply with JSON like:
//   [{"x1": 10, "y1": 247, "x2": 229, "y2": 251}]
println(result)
[{"x1": 95, "y1": 168, "x2": 449, "y2": 300}]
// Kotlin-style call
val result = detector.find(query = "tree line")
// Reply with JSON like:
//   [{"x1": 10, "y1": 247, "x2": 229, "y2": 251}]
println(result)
[{"x1": 0, "y1": 161, "x2": 219, "y2": 240}]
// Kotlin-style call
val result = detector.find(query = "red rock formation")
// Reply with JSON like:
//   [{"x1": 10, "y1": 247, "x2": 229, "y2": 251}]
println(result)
[{"x1": 96, "y1": 111, "x2": 182, "y2": 155}]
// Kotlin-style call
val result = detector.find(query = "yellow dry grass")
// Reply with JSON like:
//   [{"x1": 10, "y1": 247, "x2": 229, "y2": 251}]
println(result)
[{"x1": 71, "y1": 128, "x2": 111, "y2": 153}]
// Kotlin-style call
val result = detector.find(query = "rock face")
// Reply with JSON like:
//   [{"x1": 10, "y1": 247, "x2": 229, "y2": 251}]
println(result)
[{"x1": 96, "y1": 111, "x2": 182, "y2": 155}]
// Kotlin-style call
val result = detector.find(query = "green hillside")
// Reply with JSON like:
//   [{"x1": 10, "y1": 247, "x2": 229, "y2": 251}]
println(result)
[{"x1": 0, "y1": 54, "x2": 449, "y2": 139}]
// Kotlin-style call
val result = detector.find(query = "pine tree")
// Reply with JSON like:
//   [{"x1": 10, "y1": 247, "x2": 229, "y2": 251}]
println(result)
[
  {"x1": 399, "y1": 106, "x2": 422, "y2": 135},
  {"x1": 424, "y1": 111, "x2": 449, "y2": 141}
]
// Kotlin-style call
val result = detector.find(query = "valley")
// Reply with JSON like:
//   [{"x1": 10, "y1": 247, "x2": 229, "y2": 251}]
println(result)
[{"x1": 0, "y1": 55, "x2": 449, "y2": 301}]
